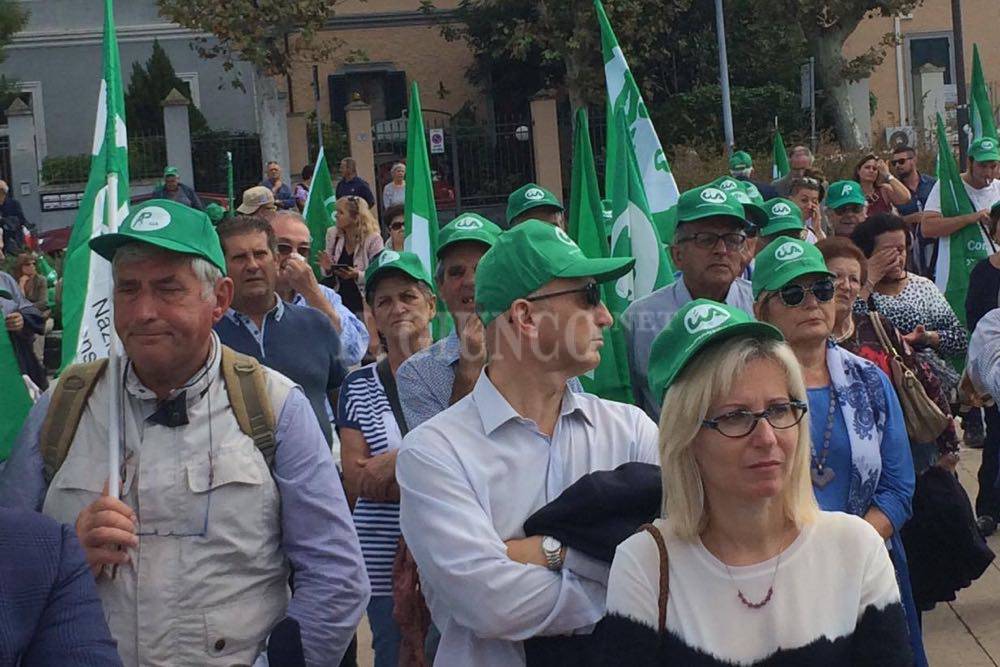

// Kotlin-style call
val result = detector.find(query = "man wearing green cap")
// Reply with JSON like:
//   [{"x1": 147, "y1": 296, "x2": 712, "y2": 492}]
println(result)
[
  {"x1": 729, "y1": 150, "x2": 778, "y2": 200},
  {"x1": 0, "y1": 199, "x2": 369, "y2": 665},
  {"x1": 922, "y1": 135, "x2": 1000, "y2": 274},
  {"x1": 825, "y1": 180, "x2": 869, "y2": 237},
  {"x1": 622, "y1": 183, "x2": 757, "y2": 419},
  {"x1": 151, "y1": 166, "x2": 203, "y2": 211},
  {"x1": 506, "y1": 182, "x2": 566, "y2": 228},
  {"x1": 759, "y1": 197, "x2": 809, "y2": 245},
  {"x1": 397, "y1": 220, "x2": 658, "y2": 666}
]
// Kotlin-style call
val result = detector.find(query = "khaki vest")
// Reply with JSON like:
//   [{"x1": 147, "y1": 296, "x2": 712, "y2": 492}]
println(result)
[{"x1": 43, "y1": 361, "x2": 294, "y2": 666}]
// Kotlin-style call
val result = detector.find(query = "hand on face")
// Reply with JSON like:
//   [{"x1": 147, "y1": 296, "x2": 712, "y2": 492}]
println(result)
[{"x1": 278, "y1": 252, "x2": 319, "y2": 295}]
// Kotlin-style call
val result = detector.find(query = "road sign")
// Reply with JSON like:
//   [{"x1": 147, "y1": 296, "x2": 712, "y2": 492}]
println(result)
[{"x1": 429, "y1": 128, "x2": 445, "y2": 154}]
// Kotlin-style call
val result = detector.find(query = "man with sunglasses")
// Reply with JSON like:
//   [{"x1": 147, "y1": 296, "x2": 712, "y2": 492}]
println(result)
[
  {"x1": 622, "y1": 183, "x2": 757, "y2": 419},
  {"x1": 397, "y1": 220, "x2": 658, "y2": 666},
  {"x1": 825, "y1": 180, "x2": 869, "y2": 238},
  {"x1": 891, "y1": 146, "x2": 937, "y2": 277},
  {"x1": 271, "y1": 210, "x2": 369, "y2": 367}
]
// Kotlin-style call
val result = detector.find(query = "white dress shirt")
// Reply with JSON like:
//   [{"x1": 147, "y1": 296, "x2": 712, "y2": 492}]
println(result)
[{"x1": 396, "y1": 369, "x2": 659, "y2": 666}]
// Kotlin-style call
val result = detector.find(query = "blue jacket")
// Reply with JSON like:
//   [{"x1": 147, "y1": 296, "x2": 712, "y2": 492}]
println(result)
[{"x1": 0, "y1": 508, "x2": 122, "y2": 666}]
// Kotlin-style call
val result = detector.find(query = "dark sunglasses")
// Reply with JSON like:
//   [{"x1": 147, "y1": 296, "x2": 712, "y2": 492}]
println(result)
[
  {"x1": 769, "y1": 278, "x2": 835, "y2": 307},
  {"x1": 389, "y1": 222, "x2": 405, "y2": 231},
  {"x1": 524, "y1": 282, "x2": 602, "y2": 308},
  {"x1": 276, "y1": 242, "x2": 312, "y2": 256},
  {"x1": 891, "y1": 157, "x2": 910, "y2": 166}
]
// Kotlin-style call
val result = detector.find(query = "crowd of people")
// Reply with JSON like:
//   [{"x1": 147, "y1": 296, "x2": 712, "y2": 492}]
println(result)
[{"x1": 0, "y1": 140, "x2": 997, "y2": 667}]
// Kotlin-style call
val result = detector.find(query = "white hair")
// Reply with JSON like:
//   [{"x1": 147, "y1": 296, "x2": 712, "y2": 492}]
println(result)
[{"x1": 112, "y1": 242, "x2": 223, "y2": 299}]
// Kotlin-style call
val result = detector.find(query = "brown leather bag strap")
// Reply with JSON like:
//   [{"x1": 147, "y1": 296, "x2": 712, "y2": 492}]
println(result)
[{"x1": 638, "y1": 523, "x2": 669, "y2": 634}]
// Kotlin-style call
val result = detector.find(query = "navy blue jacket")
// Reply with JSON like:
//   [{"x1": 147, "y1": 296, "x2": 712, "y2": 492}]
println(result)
[
  {"x1": 335, "y1": 176, "x2": 376, "y2": 209},
  {"x1": 0, "y1": 508, "x2": 122, "y2": 666}
]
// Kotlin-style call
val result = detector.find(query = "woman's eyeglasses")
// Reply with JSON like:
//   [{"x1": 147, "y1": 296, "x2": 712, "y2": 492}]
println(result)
[
  {"x1": 769, "y1": 278, "x2": 835, "y2": 307},
  {"x1": 702, "y1": 401, "x2": 808, "y2": 438},
  {"x1": 524, "y1": 282, "x2": 602, "y2": 308}
]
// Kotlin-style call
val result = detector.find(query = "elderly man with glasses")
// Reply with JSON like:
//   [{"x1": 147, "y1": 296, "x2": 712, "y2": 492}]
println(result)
[{"x1": 622, "y1": 184, "x2": 758, "y2": 419}]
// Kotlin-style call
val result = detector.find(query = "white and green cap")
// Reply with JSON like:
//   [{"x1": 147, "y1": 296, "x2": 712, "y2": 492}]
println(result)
[
  {"x1": 364, "y1": 249, "x2": 435, "y2": 297},
  {"x1": 751, "y1": 237, "x2": 835, "y2": 299},
  {"x1": 709, "y1": 177, "x2": 768, "y2": 227},
  {"x1": 969, "y1": 136, "x2": 1000, "y2": 163},
  {"x1": 505, "y1": 183, "x2": 563, "y2": 223},
  {"x1": 437, "y1": 213, "x2": 503, "y2": 259},
  {"x1": 759, "y1": 198, "x2": 805, "y2": 238},
  {"x1": 647, "y1": 299, "x2": 783, "y2": 400}
]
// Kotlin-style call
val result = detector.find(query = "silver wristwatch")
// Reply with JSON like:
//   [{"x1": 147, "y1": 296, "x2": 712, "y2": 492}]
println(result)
[{"x1": 541, "y1": 536, "x2": 563, "y2": 571}]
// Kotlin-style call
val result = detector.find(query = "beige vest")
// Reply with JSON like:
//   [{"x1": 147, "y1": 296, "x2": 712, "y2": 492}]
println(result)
[{"x1": 43, "y1": 353, "x2": 294, "y2": 666}]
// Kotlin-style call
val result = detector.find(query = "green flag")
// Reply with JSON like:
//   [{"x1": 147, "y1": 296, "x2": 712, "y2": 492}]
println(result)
[
  {"x1": 772, "y1": 129, "x2": 790, "y2": 179},
  {"x1": 60, "y1": 0, "x2": 129, "y2": 368},
  {"x1": 302, "y1": 146, "x2": 336, "y2": 279},
  {"x1": 569, "y1": 108, "x2": 633, "y2": 403},
  {"x1": 933, "y1": 113, "x2": 985, "y2": 330},
  {"x1": 226, "y1": 150, "x2": 235, "y2": 217},
  {"x1": 608, "y1": 109, "x2": 674, "y2": 321},
  {"x1": 596, "y1": 0, "x2": 678, "y2": 229},
  {"x1": 969, "y1": 45, "x2": 997, "y2": 141},
  {"x1": 0, "y1": 325, "x2": 32, "y2": 460}
]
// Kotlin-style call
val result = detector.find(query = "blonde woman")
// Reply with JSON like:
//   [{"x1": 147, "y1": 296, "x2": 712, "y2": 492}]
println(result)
[
  {"x1": 601, "y1": 300, "x2": 911, "y2": 666},
  {"x1": 322, "y1": 195, "x2": 385, "y2": 316}
]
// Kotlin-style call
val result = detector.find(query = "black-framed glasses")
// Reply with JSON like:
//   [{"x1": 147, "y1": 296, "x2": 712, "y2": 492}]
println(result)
[
  {"x1": 524, "y1": 282, "x2": 602, "y2": 308},
  {"x1": 389, "y1": 222, "x2": 405, "y2": 231},
  {"x1": 276, "y1": 242, "x2": 312, "y2": 256},
  {"x1": 702, "y1": 401, "x2": 808, "y2": 438},
  {"x1": 769, "y1": 278, "x2": 836, "y2": 307},
  {"x1": 676, "y1": 231, "x2": 747, "y2": 250}
]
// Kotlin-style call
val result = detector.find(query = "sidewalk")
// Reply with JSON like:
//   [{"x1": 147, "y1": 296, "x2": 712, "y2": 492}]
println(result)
[{"x1": 924, "y1": 446, "x2": 1000, "y2": 666}]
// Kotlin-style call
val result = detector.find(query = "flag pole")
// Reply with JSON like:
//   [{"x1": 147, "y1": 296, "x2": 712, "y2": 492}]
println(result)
[
  {"x1": 226, "y1": 151, "x2": 234, "y2": 217},
  {"x1": 106, "y1": 171, "x2": 122, "y2": 501}
]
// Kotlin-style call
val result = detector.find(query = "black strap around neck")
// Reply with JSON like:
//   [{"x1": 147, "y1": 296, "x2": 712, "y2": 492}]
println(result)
[{"x1": 376, "y1": 357, "x2": 409, "y2": 437}]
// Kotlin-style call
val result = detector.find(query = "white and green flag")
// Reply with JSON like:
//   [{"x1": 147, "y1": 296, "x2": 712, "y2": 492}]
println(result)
[
  {"x1": 61, "y1": 0, "x2": 129, "y2": 368},
  {"x1": 607, "y1": 108, "x2": 674, "y2": 320},
  {"x1": 969, "y1": 44, "x2": 997, "y2": 141},
  {"x1": 596, "y1": 0, "x2": 679, "y2": 229},
  {"x1": 302, "y1": 146, "x2": 336, "y2": 279}
]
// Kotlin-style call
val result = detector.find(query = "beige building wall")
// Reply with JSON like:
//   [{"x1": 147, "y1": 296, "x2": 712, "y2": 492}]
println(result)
[{"x1": 844, "y1": 0, "x2": 1000, "y2": 144}]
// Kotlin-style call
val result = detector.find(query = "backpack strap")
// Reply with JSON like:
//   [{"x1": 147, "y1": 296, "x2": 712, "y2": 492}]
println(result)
[
  {"x1": 40, "y1": 359, "x2": 109, "y2": 484},
  {"x1": 638, "y1": 523, "x2": 669, "y2": 634},
  {"x1": 376, "y1": 356, "x2": 409, "y2": 437},
  {"x1": 220, "y1": 345, "x2": 277, "y2": 468}
]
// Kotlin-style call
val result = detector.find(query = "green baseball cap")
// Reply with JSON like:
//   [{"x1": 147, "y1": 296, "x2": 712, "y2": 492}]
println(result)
[
  {"x1": 729, "y1": 151, "x2": 753, "y2": 171},
  {"x1": 759, "y1": 198, "x2": 805, "y2": 238},
  {"x1": 825, "y1": 180, "x2": 866, "y2": 210},
  {"x1": 711, "y1": 177, "x2": 768, "y2": 227},
  {"x1": 90, "y1": 199, "x2": 226, "y2": 272},
  {"x1": 364, "y1": 249, "x2": 435, "y2": 297},
  {"x1": 474, "y1": 219, "x2": 634, "y2": 326},
  {"x1": 505, "y1": 183, "x2": 563, "y2": 224},
  {"x1": 437, "y1": 213, "x2": 503, "y2": 259},
  {"x1": 751, "y1": 237, "x2": 835, "y2": 299},
  {"x1": 163, "y1": 166, "x2": 179, "y2": 177},
  {"x1": 742, "y1": 181, "x2": 765, "y2": 205},
  {"x1": 204, "y1": 202, "x2": 226, "y2": 224},
  {"x1": 969, "y1": 136, "x2": 1000, "y2": 163},
  {"x1": 647, "y1": 299, "x2": 783, "y2": 400}
]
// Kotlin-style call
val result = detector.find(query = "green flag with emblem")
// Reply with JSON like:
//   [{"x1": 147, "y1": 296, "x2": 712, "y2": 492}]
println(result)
[
  {"x1": 60, "y1": 0, "x2": 130, "y2": 369},
  {"x1": 596, "y1": 0, "x2": 679, "y2": 230},
  {"x1": 933, "y1": 113, "x2": 984, "y2": 330},
  {"x1": 607, "y1": 108, "x2": 674, "y2": 323},
  {"x1": 772, "y1": 128, "x2": 790, "y2": 179},
  {"x1": 302, "y1": 146, "x2": 336, "y2": 279},
  {"x1": 0, "y1": 319, "x2": 32, "y2": 460},
  {"x1": 569, "y1": 108, "x2": 633, "y2": 403},
  {"x1": 969, "y1": 45, "x2": 998, "y2": 141}
]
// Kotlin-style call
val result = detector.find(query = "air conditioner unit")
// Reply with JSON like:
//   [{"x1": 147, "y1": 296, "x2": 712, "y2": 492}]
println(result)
[{"x1": 885, "y1": 126, "x2": 917, "y2": 149}]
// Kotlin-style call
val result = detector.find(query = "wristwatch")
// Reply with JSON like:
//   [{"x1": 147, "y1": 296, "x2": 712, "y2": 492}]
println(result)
[{"x1": 542, "y1": 536, "x2": 564, "y2": 571}]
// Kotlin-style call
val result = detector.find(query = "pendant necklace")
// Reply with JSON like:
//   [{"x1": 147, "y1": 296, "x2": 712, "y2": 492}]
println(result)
[
  {"x1": 725, "y1": 551, "x2": 783, "y2": 610},
  {"x1": 811, "y1": 389, "x2": 837, "y2": 488}
]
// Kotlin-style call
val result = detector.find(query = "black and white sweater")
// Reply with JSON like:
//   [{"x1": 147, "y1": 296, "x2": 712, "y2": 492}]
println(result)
[{"x1": 599, "y1": 511, "x2": 912, "y2": 666}]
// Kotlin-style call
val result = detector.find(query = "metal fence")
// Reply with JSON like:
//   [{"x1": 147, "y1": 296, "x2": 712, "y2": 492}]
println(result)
[
  {"x1": 129, "y1": 134, "x2": 167, "y2": 181},
  {"x1": 0, "y1": 136, "x2": 11, "y2": 185},
  {"x1": 192, "y1": 132, "x2": 262, "y2": 196}
]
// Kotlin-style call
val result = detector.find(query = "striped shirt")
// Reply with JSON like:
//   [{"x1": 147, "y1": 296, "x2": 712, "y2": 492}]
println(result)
[{"x1": 336, "y1": 363, "x2": 402, "y2": 596}]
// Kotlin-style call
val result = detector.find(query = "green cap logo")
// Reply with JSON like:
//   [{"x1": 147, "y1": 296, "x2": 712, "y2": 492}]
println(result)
[
  {"x1": 554, "y1": 226, "x2": 579, "y2": 249},
  {"x1": 983, "y1": 139, "x2": 996, "y2": 151},
  {"x1": 770, "y1": 202, "x2": 793, "y2": 217},
  {"x1": 524, "y1": 187, "x2": 546, "y2": 201},
  {"x1": 840, "y1": 183, "x2": 854, "y2": 195},
  {"x1": 700, "y1": 187, "x2": 727, "y2": 204},
  {"x1": 454, "y1": 216, "x2": 484, "y2": 230},
  {"x1": 130, "y1": 206, "x2": 172, "y2": 232},
  {"x1": 717, "y1": 178, "x2": 739, "y2": 191},
  {"x1": 684, "y1": 303, "x2": 731, "y2": 334},
  {"x1": 774, "y1": 240, "x2": 804, "y2": 262},
  {"x1": 745, "y1": 183, "x2": 762, "y2": 200},
  {"x1": 379, "y1": 249, "x2": 402, "y2": 266}
]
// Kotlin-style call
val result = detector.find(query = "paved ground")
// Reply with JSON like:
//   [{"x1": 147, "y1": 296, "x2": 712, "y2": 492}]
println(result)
[{"x1": 355, "y1": 446, "x2": 999, "y2": 666}]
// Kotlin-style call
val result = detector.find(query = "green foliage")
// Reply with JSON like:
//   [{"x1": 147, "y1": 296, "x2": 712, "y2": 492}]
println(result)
[
  {"x1": 41, "y1": 154, "x2": 91, "y2": 185},
  {"x1": 0, "y1": 1, "x2": 29, "y2": 99},
  {"x1": 124, "y1": 40, "x2": 210, "y2": 137},
  {"x1": 305, "y1": 114, "x2": 350, "y2": 168}
]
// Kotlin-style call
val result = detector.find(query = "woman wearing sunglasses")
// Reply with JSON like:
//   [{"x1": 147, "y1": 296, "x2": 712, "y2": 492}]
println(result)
[
  {"x1": 600, "y1": 300, "x2": 911, "y2": 665},
  {"x1": 751, "y1": 237, "x2": 927, "y2": 665}
]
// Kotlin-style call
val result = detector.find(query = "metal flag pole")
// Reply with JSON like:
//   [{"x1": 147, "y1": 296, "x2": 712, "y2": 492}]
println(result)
[
  {"x1": 106, "y1": 171, "x2": 122, "y2": 501},
  {"x1": 313, "y1": 65, "x2": 324, "y2": 151},
  {"x1": 715, "y1": 0, "x2": 735, "y2": 157}
]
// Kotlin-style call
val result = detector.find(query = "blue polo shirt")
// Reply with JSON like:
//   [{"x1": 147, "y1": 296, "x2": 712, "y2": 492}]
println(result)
[
  {"x1": 215, "y1": 297, "x2": 346, "y2": 444},
  {"x1": 896, "y1": 173, "x2": 936, "y2": 216}
]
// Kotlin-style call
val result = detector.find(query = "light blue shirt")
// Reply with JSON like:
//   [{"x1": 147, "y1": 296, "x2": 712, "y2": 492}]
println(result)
[
  {"x1": 291, "y1": 284, "x2": 369, "y2": 367},
  {"x1": 621, "y1": 275, "x2": 755, "y2": 420},
  {"x1": 396, "y1": 369, "x2": 659, "y2": 666},
  {"x1": 396, "y1": 331, "x2": 585, "y2": 431}
]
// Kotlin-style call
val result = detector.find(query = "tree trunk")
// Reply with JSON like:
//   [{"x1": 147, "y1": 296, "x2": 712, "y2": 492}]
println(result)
[
  {"x1": 813, "y1": 30, "x2": 867, "y2": 151},
  {"x1": 255, "y1": 71, "x2": 291, "y2": 175}
]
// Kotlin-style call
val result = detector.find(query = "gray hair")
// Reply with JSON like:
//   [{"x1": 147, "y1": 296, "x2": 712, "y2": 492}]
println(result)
[
  {"x1": 731, "y1": 168, "x2": 752, "y2": 179},
  {"x1": 112, "y1": 242, "x2": 223, "y2": 299},
  {"x1": 391, "y1": 162, "x2": 406, "y2": 175},
  {"x1": 790, "y1": 145, "x2": 814, "y2": 161}
]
